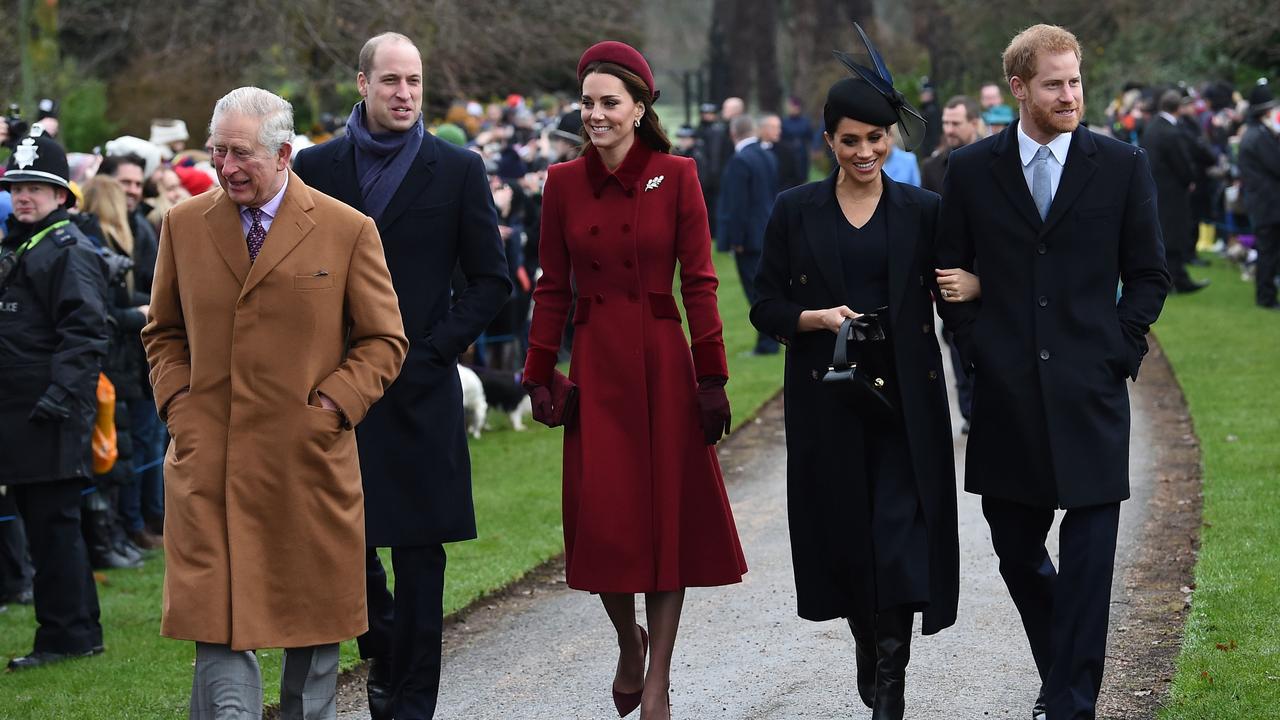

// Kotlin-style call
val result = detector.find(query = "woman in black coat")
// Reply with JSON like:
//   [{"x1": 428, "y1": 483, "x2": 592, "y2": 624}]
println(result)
[{"x1": 749, "y1": 54, "x2": 967, "y2": 719}]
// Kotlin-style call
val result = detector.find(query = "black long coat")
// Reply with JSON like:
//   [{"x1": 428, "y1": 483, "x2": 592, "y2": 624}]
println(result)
[
  {"x1": 936, "y1": 122, "x2": 1170, "y2": 510},
  {"x1": 750, "y1": 173, "x2": 959, "y2": 635},
  {"x1": 1140, "y1": 115, "x2": 1195, "y2": 255},
  {"x1": 295, "y1": 132, "x2": 511, "y2": 546}
]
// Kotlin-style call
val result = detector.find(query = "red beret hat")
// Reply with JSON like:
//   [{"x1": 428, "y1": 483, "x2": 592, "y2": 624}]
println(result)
[{"x1": 577, "y1": 41, "x2": 660, "y2": 100}]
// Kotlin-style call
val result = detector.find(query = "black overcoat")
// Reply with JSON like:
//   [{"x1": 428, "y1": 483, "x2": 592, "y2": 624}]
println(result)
[
  {"x1": 1140, "y1": 115, "x2": 1195, "y2": 254},
  {"x1": 294, "y1": 132, "x2": 511, "y2": 546},
  {"x1": 936, "y1": 122, "x2": 1170, "y2": 510},
  {"x1": 750, "y1": 173, "x2": 959, "y2": 635}
]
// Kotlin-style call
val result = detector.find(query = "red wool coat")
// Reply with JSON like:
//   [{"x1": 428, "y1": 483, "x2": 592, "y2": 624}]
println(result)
[{"x1": 525, "y1": 141, "x2": 747, "y2": 593}]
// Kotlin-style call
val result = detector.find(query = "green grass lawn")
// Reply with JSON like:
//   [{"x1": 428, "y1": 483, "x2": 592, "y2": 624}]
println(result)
[
  {"x1": 1155, "y1": 258, "x2": 1280, "y2": 718},
  {"x1": 0, "y1": 250, "x2": 783, "y2": 718}
]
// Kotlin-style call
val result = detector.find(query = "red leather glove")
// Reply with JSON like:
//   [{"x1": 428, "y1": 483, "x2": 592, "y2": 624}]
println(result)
[
  {"x1": 522, "y1": 370, "x2": 578, "y2": 428},
  {"x1": 697, "y1": 376, "x2": 731, "y2": 445}
]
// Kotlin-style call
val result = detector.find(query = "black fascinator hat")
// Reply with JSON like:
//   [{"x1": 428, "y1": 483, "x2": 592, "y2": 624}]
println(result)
[{"x1": 825, "y1": 23, "x2": 928, "y2": 151}]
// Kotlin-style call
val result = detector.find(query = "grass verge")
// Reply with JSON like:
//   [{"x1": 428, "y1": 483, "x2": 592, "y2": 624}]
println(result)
[
  {"x1": 0, "y1": 250, "x2": 783, "y2": 718},
  {"x1": 1156, "y1": 258, "x2": 1280, "y2": 718}
]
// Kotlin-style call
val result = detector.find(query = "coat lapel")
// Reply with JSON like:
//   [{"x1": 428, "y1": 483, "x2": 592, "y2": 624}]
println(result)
[
  {"x1": 329, "y1": 138, "x2": 365, "y2": 214},
  {"x1": 801, "y1": 173, "x2": 847, "y2": 304},
  {"x1": 376, "y1": 133, "x2": 438, "y2": 231},
  {"x1": 239, "y1": 170, "x2": 317, "y2": 300},
  {"x1": 882, "y1": 176, "x2": 918, "y2": 326},
  {"x1": 1040, "y1": 126, "x2": 1098, "y2": 236},
  {"x1": 204, "y1": 190, "x2": 251, "y2": 286},
  {"x1": 988, "y1": 121, "x2": 1044, "y2": 232}
]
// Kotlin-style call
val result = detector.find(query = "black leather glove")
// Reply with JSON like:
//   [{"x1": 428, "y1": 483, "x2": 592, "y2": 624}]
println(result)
[
  {"x1": 29, "y1": 387, "x2": 73, "y2": 423},
  {"x1": 697, "y1": 376, "x2": 731, "y2": 445}
]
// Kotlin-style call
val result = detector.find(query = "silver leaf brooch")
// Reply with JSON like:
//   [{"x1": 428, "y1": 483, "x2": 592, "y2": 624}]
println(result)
[{"x1": 645, "y1": 175, "x2": 665, "y2": 192}]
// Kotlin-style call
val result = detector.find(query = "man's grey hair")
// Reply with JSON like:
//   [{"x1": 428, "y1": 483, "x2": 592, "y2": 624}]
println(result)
[
  {"x1": 730, "y1": 114, "x2": 757, "y2": 140},
  {"x1": 208, "y1": 87, "x2": 294, "y2": 154},
  {"x1": 359, "y1": 32, "x2": 419, "y2": 77}
]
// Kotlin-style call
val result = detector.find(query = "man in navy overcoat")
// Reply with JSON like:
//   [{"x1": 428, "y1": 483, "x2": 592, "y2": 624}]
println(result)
[
  {"x1": 935, "y1": 25, "x2": 1169, "y2": 720},
  {"x1": 294, "y1": 32, "x2": 510, "y2": 720}
]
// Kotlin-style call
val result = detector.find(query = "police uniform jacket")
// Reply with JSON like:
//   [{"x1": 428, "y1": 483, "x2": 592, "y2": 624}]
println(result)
[
  {"x1": 523, "y1": 140, "x2": 747, "y2": 592},
  {"x1": 0, "y1": 210, "x2": 109, "y2": 485},
  {"x1": 936, "y1": 122, "x2": 1170, "y2": 509}
]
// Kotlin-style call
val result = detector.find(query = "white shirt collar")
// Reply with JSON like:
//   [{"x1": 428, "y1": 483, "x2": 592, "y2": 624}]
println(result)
[
  {"x1": 1159, "y1": 112, "x2": 1179, "y2": 126},
  {"x1": 734, "y1": 136, "x2": 760, "y2": 153},
  {"x1": 1017, "y1": 121, "x2": 1072, "y2": 168}
]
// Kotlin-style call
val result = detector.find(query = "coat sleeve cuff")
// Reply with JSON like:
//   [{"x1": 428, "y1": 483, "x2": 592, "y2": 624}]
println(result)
[
  {"x1": 316, "y1": 374, "x2": 366, "y2": 429},
  {"x1": 692, "y1": 341, "x2": 728, "y2": 379},
  {"x1": 153, "y1": 364, "x2": 191, "y2": 420},
  {"x1": 524, "y1": 348, "x2": 557, "y2": 387}
]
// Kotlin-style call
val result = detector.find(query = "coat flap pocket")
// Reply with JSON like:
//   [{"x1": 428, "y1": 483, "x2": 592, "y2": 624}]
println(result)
[
  {"x1": 648, "y1": 292, "x2": 682, "y2": 321},
  {"x1": 294, "y1": 273, "x2": 334, "y2": 290},
  {"x1": 573, "y1": 296, "x2": 592, "y2": 325},
  {"x1": 1078, "y1": 205, "x2": 1120, "y2": 220}
]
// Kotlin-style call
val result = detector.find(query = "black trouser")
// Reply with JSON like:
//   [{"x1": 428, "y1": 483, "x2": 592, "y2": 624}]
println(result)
[
  {"x1": 982, "y1": 497, "x2": 1120, "y2": 720},
  {"x1": 942, "y1": 328, "x2": 973, "y2": 420},
  {"x1": 1256, "y1": 223, "x2": 1279, "y2": 307},
  {"x1": 0, "y1": 491, "x2": 33, "y2": 599},
  {"x1": 358, "y1": 544, "x2": 448, "y2": 720},
  {"x1": 733, "y1": 250, "x2": 779, "y2": 354},
  {"x1": 11, "y1": 479, "x2": 103, "y2": 653}
]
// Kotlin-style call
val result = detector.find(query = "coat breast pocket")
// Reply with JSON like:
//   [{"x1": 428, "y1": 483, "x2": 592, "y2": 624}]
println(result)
[
  {"x1": 294, "y1": 273, "x2": 334, "y2": 290},
  {"x1": 407, "y1": 200, "x2": 456, "y2": 219}
]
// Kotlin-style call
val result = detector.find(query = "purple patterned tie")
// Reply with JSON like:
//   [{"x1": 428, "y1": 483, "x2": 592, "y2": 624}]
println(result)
[{"x1": 246, "y1": 208, "x2": 266, "y2": 262}]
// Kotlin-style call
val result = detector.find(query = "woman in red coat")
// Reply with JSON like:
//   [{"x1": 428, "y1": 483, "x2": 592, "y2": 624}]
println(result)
[{"x1": 522, "y1": 41, "x2": 747, "y2": 719}]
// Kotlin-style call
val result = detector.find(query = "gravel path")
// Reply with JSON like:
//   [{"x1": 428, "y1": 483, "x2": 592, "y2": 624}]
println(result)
[{"x1": 340, "y1": 342, "x2": 1164, "y2": 719}]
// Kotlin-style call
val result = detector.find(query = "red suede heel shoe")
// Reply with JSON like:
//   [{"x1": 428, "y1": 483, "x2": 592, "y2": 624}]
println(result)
[{"x1": 612, "y1": 625, "x2": 649, "y2": 717}]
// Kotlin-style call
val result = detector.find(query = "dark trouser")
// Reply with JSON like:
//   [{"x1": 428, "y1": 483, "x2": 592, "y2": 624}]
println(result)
[
  {"x1": 982, "y1": 497, "x2": 1121, "y2": 720},
  {"x1": 11, "y1": 479, "x2": 103, "y2": 653},
  {"x1": 358, "y1": 544, "x2": 448, "y2": 720},
  {"x1": 0, "y1": 492, "x2": 34, "y2": 599},
  {"x1": 119, "y1": 399, "x2": 166, "y2": 532},
  {"x1": 942, "y1": 328, "x2": 973, "y2": 419},
  {"x1": 734, "y1": 250, "x2": 780, "y2": 354},
  {"x1": 1256, "y1": 223, "x2": 1279, "y2": 307}
]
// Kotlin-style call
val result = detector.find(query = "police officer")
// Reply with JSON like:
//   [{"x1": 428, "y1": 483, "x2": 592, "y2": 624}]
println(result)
[{"x1": 0, "y1": 132, "x2": 109, "y2": 670}]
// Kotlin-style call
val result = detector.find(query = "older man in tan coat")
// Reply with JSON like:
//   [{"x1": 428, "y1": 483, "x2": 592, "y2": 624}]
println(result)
[{"x1": 143, "y1": 87, "x2": 407, "y2": 719}]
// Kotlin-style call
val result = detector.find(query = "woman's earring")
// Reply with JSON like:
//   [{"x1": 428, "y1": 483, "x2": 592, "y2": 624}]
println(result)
[{"x1": 634, "y1": 118, "x2": 641, "y2": 128}]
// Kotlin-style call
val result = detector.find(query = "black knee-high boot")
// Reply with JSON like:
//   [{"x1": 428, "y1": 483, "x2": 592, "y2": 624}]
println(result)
[
  {"x1": 847, "y1": 617, "x2": 876, "y2": 708},
  {"x1": 871, "y1": 608, "x2": 913, "y2": 720}
]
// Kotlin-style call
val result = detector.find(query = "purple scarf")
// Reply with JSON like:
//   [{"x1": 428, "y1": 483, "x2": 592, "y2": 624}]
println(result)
[{"x1": 345, "y1": 102, "x2": 424, "y2": 224}]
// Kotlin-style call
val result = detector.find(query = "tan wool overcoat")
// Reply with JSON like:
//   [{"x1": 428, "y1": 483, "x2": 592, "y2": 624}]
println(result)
[{"x1": 142, "y1": 170, "x2": 408, "y2": 650}]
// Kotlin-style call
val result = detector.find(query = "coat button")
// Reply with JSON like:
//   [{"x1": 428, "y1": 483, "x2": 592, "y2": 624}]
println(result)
[
  {"x1": 811, "y1": 369, "x2": 821, "y2": 380},
  {"x1": 1037, "y1": 243, "x2": 1047, "y2": 255},
  {"x1": 919, "y1": 275, "x2": 925, "y2": 287},
  {"x1": 1040, "y1": 349, "x2": 1050, "y2": 361},
  {"x1": 1038, "y1": 296, "x2": 1048, "y2": 307},
  {"x1": 928, "y1": 370, "x2": 938, "y2": 380},
  {"x1": 626, "y1": 190, "x2": 635, "y2": 198},
  {"x1": 591, "y1": 260, "x2": 601, "y2": 270},
  {"x1": 594, "y1": 192, "x2": 601, "y2": 200},
  {"x1": 590, "y1": 225, "x2": 599, "y2": 235},
  {"x1": 623, "y1": 259, "x2": 633, "y2": 268},
  {"x1": 799, "y1": 274, "x2": 808, "y2": 284},
  {"x1": 922, "y1": 323, "x2": 931, "y2": 334},
  {"x1": 622, "y1": 223, "x2": 631, "y2": 232},
  {"x1": 595, "y1": 294, "x2": 605, "y2": 304}
]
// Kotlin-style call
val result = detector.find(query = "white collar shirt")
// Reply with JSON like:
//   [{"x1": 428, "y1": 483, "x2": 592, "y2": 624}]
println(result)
[{"x1": 1017, "y1": 122, "x2": 1072, "y2": 202}]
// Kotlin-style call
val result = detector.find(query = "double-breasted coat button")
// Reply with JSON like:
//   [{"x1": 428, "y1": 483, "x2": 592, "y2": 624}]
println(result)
[
  {"x1": 928, "y1": 370, "x2": 938, "y2": 380},
  {"x1": 811, "y1": 369, "x2": 821, "y2": 380},
  {"x1": 1040, "y1": 349, "x2": 1050, "y2": 361},
  {"x1": 922, "y1": 324, "x2": 931, "y2": 334},
  {"x1": 622, "y1": 223, "x2": 631, "y2": 232},
  {"x1": 623, "y1": 259, "x2": 634, "y2": 268},
  {"x1": 1037, "y1": 243, "x2": 1047, "y2": 255},
  {"x1": 595, "y1": 294, "x2": 605, "y2": 304},
  {"x1": 590, "y1": 225, "x2": 599, "y2": 235},
  {"x1": 920, "y1": 275, "x2": 925, "y2": 286},
  {"x1": 799, "y1": 274, "x2": 808, "y2": 284},
  {"x1": 626, "y1": 189, "x2": 635, "y2": 198},
  {"x1": 1038, "y1": 296, "x2": 1048, "y2": 307},
  {"x1": 591, "y1": 260, "x2": 602, "y2": 270}
]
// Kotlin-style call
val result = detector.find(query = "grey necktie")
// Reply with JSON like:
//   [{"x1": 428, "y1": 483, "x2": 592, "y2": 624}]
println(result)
[{"x1": 1031, "y1": 145, "x2": 1052, "y2": 220}]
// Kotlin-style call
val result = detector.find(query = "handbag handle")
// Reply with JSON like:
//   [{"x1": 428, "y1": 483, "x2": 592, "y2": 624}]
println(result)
[{"x1": 831, "y1": 317, "x2": 855, "y2": 370}]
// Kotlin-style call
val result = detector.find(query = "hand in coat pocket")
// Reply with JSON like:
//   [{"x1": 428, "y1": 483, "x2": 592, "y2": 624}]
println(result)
[{"x1": 697, "y1": 376, "x2": 732, "y2": 445}]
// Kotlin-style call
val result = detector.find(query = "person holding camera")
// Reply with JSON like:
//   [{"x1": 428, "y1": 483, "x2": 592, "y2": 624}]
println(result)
[{"x1": 0, "y1": 132, "x2": 110, "y2": 670}]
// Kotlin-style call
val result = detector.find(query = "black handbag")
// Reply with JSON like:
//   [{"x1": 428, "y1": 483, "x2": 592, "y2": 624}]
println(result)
[{"x1": 821, "y1": 311, "x2": 900, "y2": 422}]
